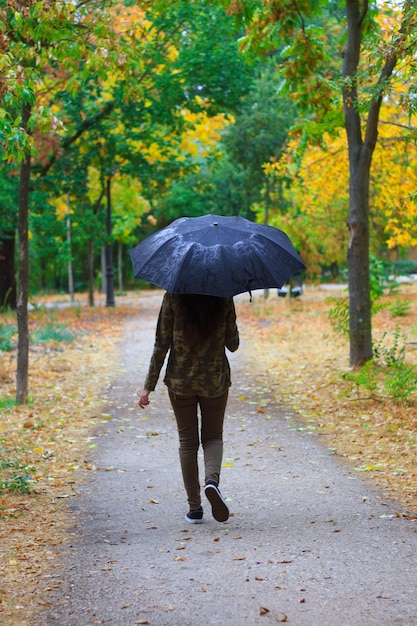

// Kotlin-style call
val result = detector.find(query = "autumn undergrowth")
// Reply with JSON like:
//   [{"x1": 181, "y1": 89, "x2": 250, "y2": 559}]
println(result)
[
  {"x1": 0, "y1": 295, "x2": 140, "y2": 621},
  {"x1": 237, "y1": 283, "x2": 417, "y2": 516},
  {"x1": 31, "y1": 322, "x2": 77, "y2": 344}
]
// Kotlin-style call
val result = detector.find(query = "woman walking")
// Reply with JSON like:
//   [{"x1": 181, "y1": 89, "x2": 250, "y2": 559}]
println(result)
[{"x1": 138, "y1": 292, "x2": 239, "y2": 524}]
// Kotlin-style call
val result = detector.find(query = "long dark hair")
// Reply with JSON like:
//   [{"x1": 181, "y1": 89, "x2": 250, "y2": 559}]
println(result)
[{"x1": 173, "y1": 294, "x2": 227, "y2": 347}]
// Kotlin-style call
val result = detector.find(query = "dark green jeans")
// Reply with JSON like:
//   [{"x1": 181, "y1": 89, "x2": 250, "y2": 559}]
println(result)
[{"x1": 168, "y1": 390, "x2": 229, "y2": 511}]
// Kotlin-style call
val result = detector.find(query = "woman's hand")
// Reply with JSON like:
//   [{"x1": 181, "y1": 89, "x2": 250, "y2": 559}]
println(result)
[{"x1": 138, "y1": 389, "x2": 151, "y2": 409}]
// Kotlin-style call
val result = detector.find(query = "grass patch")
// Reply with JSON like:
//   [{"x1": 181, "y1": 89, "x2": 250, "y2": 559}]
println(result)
[
  {"x1": 0, "y1": 323, "x2": 17, "y2": 351},
  {"x1": 31, "y1": 322, "x2": 76, "y2": 344},
  {"x1": 0, "y1": 396, "x2": 17, "y2": 409}
]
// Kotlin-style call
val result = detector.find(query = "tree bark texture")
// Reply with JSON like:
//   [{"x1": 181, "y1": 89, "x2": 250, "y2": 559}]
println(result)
[
  {"x1": 347, "y1": 156, "x2": 373, "y2": 366},
  {"x1": 88, "y1": 240, "x2": 95, "y2": 307},
  {"x1": 16, "y1": 102, "x2": 32, "y2": 404},
  {"x1": 105, "y1": 176, "x2": 115, "y2": 307},
  {"x1": 118, "y1": 241, "x2": 123, "y2": 294}
]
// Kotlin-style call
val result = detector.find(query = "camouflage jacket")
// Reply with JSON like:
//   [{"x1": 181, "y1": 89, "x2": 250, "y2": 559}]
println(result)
[{"x1": 144, "y1": 293, "x2": 239, "y2": 397}]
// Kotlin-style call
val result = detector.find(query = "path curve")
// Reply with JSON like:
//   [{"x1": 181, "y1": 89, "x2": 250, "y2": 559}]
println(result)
[{"x1": 44, "y1": 293, "x2": 417, "y2": 626}]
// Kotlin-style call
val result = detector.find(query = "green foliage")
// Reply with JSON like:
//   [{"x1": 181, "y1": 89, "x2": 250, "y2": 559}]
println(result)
[
  {"x1": 158, "y1": 61, "x2": 296, "y2": 225},
  {"x1": 31, "y1": 323, "x2": 76, "y2": 344},
  {"x1": 373, "y1": 326, "x2": 406, "y2": 368},
  {"x1": 327, "y1": 257, "x2": 398, "y2": 337},
  {"x1": 384, "y1": 363, "x2": 417, "y2": 403},
  {"x1": 341, "y1": 327, "x2": 417, "y2": 404},
  {"x1": 0, "y1": 459, "x2": 35, "y2": 493},
  {"x1": 172, "y1": 0, "x2": 253, "y2": 115},
  {"x1": 369, "y1": 255, "x2": 399, "y2": 301},
  {"x1": 389, "y1": 298, "x2": 412, "y2": 318},
  {"x1": 341, "y1": 360, "x2": 379, "y2": 398},
  {"x1": 0, "y1": 324, "x2": 17, "y2": 351},
  {"x1": 327, "y1": 295, "x2": 349, "y2": 336}
]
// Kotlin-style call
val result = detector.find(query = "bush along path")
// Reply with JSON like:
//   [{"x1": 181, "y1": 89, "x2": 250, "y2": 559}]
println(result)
[{"x1": 41, "y1": 293, "x2": 417, "y2": 626}]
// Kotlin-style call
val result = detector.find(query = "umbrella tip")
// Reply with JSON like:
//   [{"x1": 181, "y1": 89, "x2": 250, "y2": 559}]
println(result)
[{"x1": 213, "y1": 221, "x2": 219, "y2": 226}]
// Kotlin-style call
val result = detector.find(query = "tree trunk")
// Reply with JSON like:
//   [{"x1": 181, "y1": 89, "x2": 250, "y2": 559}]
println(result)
[
  {"x1": 343, "y1": 1, "x2": 374, "y2": 366},
  {"x1": 87, "y1": 240, "x2": 95, "y2": 307},
  {"x1": 343, "y1": 0, "x2": 401, "y2": 366},
  {"x1": 347, "y1": 153, "x2": 373, "y2": 365},
  {"x1": 117, "y1": 241, "x2": 123, "y2": 294},
  {"x1": 0, "y1": 234, "x2": 17, "y2": 309},
  {"x1": 66, "y1": 196, "x2": 74, "y2": 302},
  {"x1": 105, "y1": 176, "x2": 115, "y2": 307},
  {"x1": 16, "y1": 102, "x2": 32, "y2": 405},
  {"x1": 101, "y1": 246, "x2": 106, "y2": 294}
]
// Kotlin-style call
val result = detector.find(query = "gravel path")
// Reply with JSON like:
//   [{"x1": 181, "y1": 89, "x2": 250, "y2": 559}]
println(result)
[{"x1": 44, "y1": 293, "x2": 417, "y2": 626}]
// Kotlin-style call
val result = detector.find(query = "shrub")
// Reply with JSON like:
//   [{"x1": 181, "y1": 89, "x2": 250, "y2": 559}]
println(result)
[
  {"x1": 0, "y1": 459, "x2": 36, "y2": 493},
  {"x1": 341, "y1": 327, "x2": 417, "y2": 404}
]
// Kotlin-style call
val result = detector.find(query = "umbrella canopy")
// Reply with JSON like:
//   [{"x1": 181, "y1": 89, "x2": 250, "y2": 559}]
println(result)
[{"x1": 129, "y1": 214, "x2": 306, "y2": 298}]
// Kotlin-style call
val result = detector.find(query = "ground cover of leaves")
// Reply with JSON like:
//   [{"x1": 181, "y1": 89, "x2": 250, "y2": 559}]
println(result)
[
  {"x1": 0, "y1": 296, "x2": 141, "y2": 625},
  {"x1": 239, "y1": 284, "x2": 417, "y2": 518},
  {"x1": 1, "y1": 286, "x2": 416, "y2": 624}
]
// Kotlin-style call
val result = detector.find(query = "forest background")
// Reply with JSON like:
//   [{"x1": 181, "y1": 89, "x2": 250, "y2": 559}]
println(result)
[{"x1": 1, "y1": 0, "x2": 417, "y2": 306}]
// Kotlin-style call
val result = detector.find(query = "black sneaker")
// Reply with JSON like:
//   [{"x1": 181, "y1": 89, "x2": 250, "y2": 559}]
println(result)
[
  {"x1": 205, "y1": 481, "x2": 229, "y2": 522},
  {"x1": 185, "y1": 507, "x2": 203, "y2": 524}
]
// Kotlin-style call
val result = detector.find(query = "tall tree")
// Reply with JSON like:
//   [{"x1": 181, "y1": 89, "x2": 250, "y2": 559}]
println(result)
[
  {"x1": 1, "y1": 0, "x2": 124, "y2": 402},
  {"x1": 227, "y1": 0, "x2": 417, "y2": 366}
]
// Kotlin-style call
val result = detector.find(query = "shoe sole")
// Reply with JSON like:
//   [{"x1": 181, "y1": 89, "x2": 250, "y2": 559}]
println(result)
[
  {"x1": 205, "y1": 484, "x2": 229, "y2": 522},
  {"x1": 184, "y1": 514, "x2": 203, "y2": 524}
]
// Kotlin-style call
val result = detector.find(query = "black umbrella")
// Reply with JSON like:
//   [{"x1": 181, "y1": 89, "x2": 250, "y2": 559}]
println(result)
[{"x1": 129, "y1": 214, "x2": 306, "y2": 298}]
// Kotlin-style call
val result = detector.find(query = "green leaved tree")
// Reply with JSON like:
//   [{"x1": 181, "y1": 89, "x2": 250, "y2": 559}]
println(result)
[
  {"x1": 0, "y1": 0, "x2": 126, "y2": 403},
  {"x1": 226, "y1": 0, "x2": 417, "y2": 366}
]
